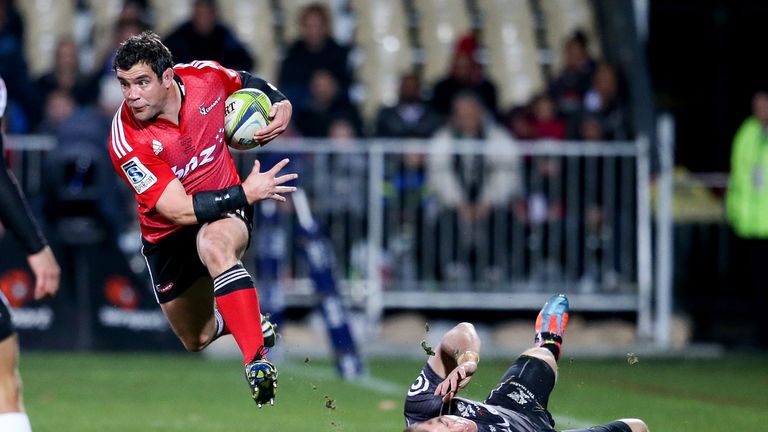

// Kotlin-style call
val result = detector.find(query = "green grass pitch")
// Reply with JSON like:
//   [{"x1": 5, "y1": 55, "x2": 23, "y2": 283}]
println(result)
[{"x1": 21, "y1": 352, "x2": 768, "y2": 431}]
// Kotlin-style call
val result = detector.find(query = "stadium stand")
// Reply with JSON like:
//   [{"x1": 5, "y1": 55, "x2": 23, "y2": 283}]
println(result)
[
  {"x1": 349, "y1": 0, "x2": 412, "y2": 125},
  {"x1": 540, "y1": 0, "x2": 601, "y2": 75},
  {"x1": 17, "y1": 0, "x2": 75, "y2": 77},
  {"x1": 218, "y1": 0, "x2": 278, "y2": 79},
  {"x1": 412, "y1": 0, "x2": 472, "y2": 88},
  {"x1": 148, "y1": 0, "x2": 192, "y2": 36},
  {"x1": 477, "y1": 0, "x2": 544, "y2": 110}
]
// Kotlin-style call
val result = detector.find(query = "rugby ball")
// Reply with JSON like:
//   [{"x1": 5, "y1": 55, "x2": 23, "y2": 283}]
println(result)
[{"x1": 224, "y1": 88, "x2": 272, "y2": 150}]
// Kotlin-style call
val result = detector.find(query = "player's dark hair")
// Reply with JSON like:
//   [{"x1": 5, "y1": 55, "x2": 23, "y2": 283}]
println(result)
[{"x1": 113, "y1": 31, "x2": 173, "y2": 79}]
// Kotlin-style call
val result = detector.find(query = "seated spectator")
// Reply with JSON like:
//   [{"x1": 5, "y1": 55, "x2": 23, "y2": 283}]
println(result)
[
  {"x1": 529, "y1": 93, "x2": 566, "y2": 140},
  {"x1": 163, "y1": 0, "x2": 254, "y2": 71},
  {"x1": 375, "y1": 72, "x2": 444, "y2": 138},
  {"x1": 428, "y1": 92, "x2": 519, "y2": 281},
  {"x1": 326, "y1": 118, "x2": 367, "y2": 216},
  {"x1": 35, "y1": 37, "x2": 95, "y2": 105},
  {"x1": 294, "y1": 69, "x2": 362, "y2": 137},
  {"x1": 580, "y1": 61, "x2": 632, "y2": 140},
  {"x1": 278, "y1": 2, "x2": 352, "y2": 109},
  {"x1": 0, "y1": 0, "x2": 41, "y2": 131},
  {"x1": 430, "y1": 34, "x2": 498, "y2": 118},
  {"x1": 37, "y1": 90, "x2": 75, "y2": 134},
  {"x1": 503, "y1": 105, "x2": 535, "y2": 140},
  {"x1": 548, "y1": 30, "x2": 596, "y2": 120},
  {"x1": 93, "y1": 17, "x2": 149, "y2": 81},
  {"x1": 576, "y1": 114, "x2": 604, "y2": 141}
]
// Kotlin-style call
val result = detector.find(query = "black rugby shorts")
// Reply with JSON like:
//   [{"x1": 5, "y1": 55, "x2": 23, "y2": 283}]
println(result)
[{"x1": 141, "y1": 206, "x2": 253, "y2": 303}]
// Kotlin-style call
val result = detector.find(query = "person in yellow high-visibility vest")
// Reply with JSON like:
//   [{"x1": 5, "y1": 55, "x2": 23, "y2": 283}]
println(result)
[{"x1": 726, "y1": 90, "x2": 768, "y2": 349}]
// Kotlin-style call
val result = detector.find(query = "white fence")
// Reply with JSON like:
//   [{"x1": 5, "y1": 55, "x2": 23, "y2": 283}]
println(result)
[{"x1": 6, "y1": 135, "x2": 672, "y2": 348}]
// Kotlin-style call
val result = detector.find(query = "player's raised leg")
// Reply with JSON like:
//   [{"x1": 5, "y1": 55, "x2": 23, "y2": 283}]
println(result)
[
  {"x1": 197, "y1": 216, "x2": 277, "y2": 407},
  {"x1": 534, "y1": 293, "x2": 570, "y2": 361},
  {"x1": 0, "y1": 336, "x2": 31, "y2": 432},
  {"x1": 159, "y1": 276, "x2": 219, "y2": 351}
]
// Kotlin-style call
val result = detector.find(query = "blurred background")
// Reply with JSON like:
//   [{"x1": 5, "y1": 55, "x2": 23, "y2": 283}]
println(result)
[{"x1": 1, "y1": 0, "x2": 766, "y2": 365}]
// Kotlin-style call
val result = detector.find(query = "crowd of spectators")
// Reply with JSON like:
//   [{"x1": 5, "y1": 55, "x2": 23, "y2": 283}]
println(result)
[
  {"x1": 0, "y1": 1, "x2": 631, "y2": 142},
  {"x1": 0, "y1": 0, "x2": 635, "y2": 285}
]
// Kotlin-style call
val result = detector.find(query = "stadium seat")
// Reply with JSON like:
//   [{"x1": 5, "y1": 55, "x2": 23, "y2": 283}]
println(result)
[
  {"x1": 218, "y1": 0, "x2": 277, "y2": 78},
  {"x1": 478, "y1": 0, "x2": 545, "y2": 109},
  {"x1": 350, "y1": 0, "x2": 412, "y2": 123},
  {"x1": 412, "y1": 0, "x2": 472, "y2": 88},
  {"x1": 148, "y1": 0, "x2": 192, "y2": 37},
  {"x1": 85, "y1": 0, "x2": 124, "y2": 70},
  {"x1": 16, "y1": 0, "x2": 76, "y2": 77},
  {"x1": 540, "y1": 0, "x2": 601, "y2": 75}
]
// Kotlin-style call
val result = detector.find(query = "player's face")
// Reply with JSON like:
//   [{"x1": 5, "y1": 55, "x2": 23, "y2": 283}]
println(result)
[
  {"x1": 415, "y1": 416, "x2": 477, "y2": 432},
  {"x1": 116, "y1": 63, "x2": 172, "y2": 121}
]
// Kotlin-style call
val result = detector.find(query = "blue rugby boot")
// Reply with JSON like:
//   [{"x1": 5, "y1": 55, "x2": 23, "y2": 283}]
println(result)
[{"x1": 534, "y1": 294, "x2": 570, "y2": 360}]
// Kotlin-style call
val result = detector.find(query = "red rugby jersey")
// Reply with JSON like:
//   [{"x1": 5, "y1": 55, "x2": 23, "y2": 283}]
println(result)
[{"x1": 109, "y1": 60, "x2": 243, "y2": 243}]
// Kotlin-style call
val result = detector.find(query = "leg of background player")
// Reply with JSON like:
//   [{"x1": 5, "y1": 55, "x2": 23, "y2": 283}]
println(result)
[{"x1": 0, "y1": 336, "x2": 32, "y2": 432}]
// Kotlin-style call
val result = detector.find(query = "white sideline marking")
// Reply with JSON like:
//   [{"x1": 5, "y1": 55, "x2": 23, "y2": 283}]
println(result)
[{"x1": 283, "y1": 361, "x2": 404, "y2": 396}]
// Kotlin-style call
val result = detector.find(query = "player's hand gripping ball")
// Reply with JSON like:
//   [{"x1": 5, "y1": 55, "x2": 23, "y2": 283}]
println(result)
[{"x1": 224, "y1": 88, "x2": 272, "y2": 150}]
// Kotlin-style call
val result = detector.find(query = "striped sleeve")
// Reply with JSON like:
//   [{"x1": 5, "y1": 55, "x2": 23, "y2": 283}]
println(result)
[
  {"x1": 108, "y1": 106, "x2": 176, "y2": 211},
  {"x1": 110, "y1": 107, "x2": 134, "y2": 158}
]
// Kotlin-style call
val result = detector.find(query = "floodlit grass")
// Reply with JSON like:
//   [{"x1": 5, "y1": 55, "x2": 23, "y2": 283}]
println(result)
[{"x1": 20, "y1": 352, "x2": 768, "y2": 431}]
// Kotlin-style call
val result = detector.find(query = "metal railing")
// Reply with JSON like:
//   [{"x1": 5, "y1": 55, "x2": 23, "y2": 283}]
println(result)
[
  {"x1": 6, "y1": 135, "x2": 666, "y2": 345},
  {"x1": 236, "y1": 138, "x2": 655, "y2": 333}
]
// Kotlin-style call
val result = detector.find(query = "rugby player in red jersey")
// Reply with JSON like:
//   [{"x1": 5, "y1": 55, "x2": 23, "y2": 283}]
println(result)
[
  {"x1": 108, "y1": 31, "x2": 296, "y2": 407},
  {"x1": 0, "y1": 76, "x2": 60, "y2": 432}
]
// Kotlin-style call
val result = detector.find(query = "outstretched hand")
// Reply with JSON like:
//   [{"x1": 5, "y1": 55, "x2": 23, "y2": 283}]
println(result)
[
  {"x1": 434, "y1": 360, "x2": 478, "y2": 402},
  {"x1": 254, "y1": 100, "x2": 292, "y2": 145},
  {"x1": 28, "y1": 246, "x2": 60, "y2": 300},
  {"x1": 241, "y1": 158, "x2": 298, "y2": 203}
]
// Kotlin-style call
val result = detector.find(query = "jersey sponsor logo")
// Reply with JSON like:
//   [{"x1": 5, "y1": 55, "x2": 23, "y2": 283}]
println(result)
[
  {"x1": 121, "y1": 157, "x2": 157, "y2": 194},
  {"x1": 407, "y1": 371, "x2": 430, "y2": 396},
  {"x1": 199, "y1": 96, "x2": 221, "y2": 115},
  {"x1": 505, "y1": 382, "x2": 535, "y2": 406},
  {"x1": 111, "y1": 107, "x2": 134, "y2": 158},
  {"x1": 171, "y1": 143, "x2": 216, "y2": 180},
  {"x1": 152, "y1": 139, "x2": 164, "y2": 155},
  {"x1": 156, "y1": 282, "x2": 174, "y2": 293}
]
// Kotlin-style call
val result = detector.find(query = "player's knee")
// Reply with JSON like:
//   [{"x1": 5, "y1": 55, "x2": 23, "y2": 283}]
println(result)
[
  {"x1": 522, "y1": 347, "x2": 557, "y2": 370},
  {"x1": 618, "y1": 418, "x2": 649, "y2": 432},
  {"x1": 178, "y1": 333, "x2": 211, "y2": 353},
  {"x1": 196, "y1": 234, "x2": 233, "y2": 272}
]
